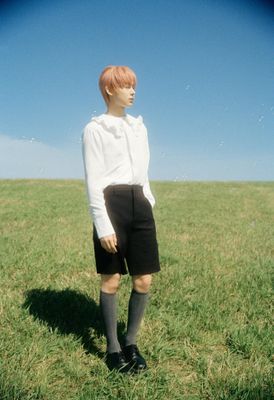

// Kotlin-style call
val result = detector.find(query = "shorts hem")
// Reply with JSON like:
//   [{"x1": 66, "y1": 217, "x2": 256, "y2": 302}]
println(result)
[
  {"x1": 95, "y1": 267, "x2": 161, "y2": 276},
  {"x1": 96, "y1": 270, "x2": 128, "y2": 275},
  {"x1": 127, "y1": 267, "x2": 161, "y2": 276}
]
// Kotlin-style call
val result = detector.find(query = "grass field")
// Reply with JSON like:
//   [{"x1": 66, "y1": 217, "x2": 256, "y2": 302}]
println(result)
[{"x1": 0, "y1": 180, "x2": 273, "y2": 400}]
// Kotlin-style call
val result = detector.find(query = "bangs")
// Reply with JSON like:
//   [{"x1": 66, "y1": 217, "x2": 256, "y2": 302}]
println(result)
[{"x1": 111, "y1": 67, "x2": 137, "y2": 90}]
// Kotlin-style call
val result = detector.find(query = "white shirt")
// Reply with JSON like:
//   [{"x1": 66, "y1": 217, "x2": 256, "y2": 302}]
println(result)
[{"x1": 82, "y1": 112, "x2": 156, "y2": 239}]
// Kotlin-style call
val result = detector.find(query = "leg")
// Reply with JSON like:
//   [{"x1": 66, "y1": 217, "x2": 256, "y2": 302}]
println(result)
[
  {"x1": 122, "y1": 274, "x2": 152, "y2": 372},
  {"x1": 132, "y1": 273, "x2": 152, "y2": 294},
  {"x1": 99, "y1": 273, "x2": 121, "y2": 353},
  {"x1": 124, "y1": 274, "x2": 152, "y2": 346},
  {"x1": 94, "y1": 187, "x2": 134, "y2": 373},
  {"x1": 100, "y1": 273, "x2": 121, "y2": 294},
  {"x1": 121, "y1": 187, "x2": 160, "y2": 371}
]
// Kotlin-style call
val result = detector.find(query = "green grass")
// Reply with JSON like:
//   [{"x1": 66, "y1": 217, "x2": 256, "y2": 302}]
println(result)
[{"x1": 0, "y1": 179, "x2": 273, "y2": 400}]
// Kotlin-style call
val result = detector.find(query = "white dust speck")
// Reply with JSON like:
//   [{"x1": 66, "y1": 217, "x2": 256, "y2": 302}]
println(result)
[
  {"x1": 185, "y1": 85, "x2": 190, "y2": 91},
  {"x1": 258, "y1": 115, "x2": 264, "y2": 123}
]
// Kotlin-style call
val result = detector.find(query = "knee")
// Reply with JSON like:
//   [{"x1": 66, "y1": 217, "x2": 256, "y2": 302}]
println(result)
[
  {"x1": 132, "y1": 274, "x2": 152, "y2": 293},
  {"x1": 100, "y1": 273, "x2": 121, "y2": 294}
]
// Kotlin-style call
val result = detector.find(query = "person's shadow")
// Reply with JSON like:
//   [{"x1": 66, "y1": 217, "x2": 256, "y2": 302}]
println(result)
[{"x1": 22, "y1": 288, "x2": 126, "y2": 359}]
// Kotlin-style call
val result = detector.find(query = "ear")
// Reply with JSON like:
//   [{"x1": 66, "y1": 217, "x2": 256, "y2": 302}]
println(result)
[{"x1": 105, "y1": 86, "x2": 113, "y2": 96}]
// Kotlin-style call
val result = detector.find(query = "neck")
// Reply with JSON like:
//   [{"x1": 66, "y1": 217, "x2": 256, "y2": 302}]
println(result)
[{"x1": 106, "y1": 104, "x2": 126, "y2": 117}]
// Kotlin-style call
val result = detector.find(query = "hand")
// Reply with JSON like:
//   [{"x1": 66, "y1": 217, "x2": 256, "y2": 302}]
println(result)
[{"x1": 100, "y1": 233, "x2": 118, "y2": 254}]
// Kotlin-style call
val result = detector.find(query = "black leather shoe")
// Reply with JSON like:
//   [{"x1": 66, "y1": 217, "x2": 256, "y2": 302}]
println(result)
[
  {"x1": 105, "y1": 351, "x2": 131, "y2": 373},
  {"x1": 123, "y1": 344, "x2": 148, "y2": 372}
]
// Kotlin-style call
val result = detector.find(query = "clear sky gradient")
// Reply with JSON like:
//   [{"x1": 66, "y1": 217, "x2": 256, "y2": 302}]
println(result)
[{"x1": 1, "y1": 0, "x2": 273, "y2": 180}]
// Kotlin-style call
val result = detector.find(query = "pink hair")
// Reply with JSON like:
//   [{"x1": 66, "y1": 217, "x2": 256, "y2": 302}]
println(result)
[{"x1": 99, "y1": 65, "x2": 137, "y2": 105}]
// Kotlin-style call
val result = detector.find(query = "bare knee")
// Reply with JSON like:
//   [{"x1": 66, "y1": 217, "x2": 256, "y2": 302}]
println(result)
[
  {"x1": 132, "y1": 274, "x2": 152, "y2": 293},
  {"x1": 100, "y1": 273, "x2": 121, "y2": 294}
]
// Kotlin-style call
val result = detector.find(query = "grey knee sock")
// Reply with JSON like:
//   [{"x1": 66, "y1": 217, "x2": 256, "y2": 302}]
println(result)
[
  {"x1": 125, "y1": 288, "x2": 149, "y2": 346},
  {"x1": 99, "y1": 290, "x2": 121, "y2": 354}
]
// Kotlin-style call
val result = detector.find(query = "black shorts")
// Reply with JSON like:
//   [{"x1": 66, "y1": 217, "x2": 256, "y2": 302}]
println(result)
[{"x1": 92, "y1": 184, "x2": 161, "y2": 276}]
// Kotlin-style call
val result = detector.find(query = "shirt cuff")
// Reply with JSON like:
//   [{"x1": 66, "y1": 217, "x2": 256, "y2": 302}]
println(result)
[{"x1": 92, "y1": 212, "x2": 116, "y2": 239}]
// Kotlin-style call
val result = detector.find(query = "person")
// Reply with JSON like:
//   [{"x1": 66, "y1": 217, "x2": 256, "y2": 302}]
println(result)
[{"x1": 82, "y1": 65, "x2": 161, "y2": 374}]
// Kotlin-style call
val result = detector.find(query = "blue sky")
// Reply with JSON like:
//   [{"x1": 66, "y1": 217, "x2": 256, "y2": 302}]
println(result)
[{"x1": 0, "y1": 0, "x2": 273, "y2": 181}]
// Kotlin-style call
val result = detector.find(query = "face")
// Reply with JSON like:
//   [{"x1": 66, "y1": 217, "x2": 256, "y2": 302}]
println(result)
[{"x1": 106, "y1": 85, "x2": 136, "y2": 108}]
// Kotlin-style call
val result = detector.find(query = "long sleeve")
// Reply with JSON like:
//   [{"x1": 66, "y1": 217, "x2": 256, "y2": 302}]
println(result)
[
  {"x1": 142, "y1": 122, "x2": 156, "y2": 208},
  {"x1": 82, "y1": 124, "x2": 116, "y2": 239},
  {"x1": 143, "y1": 177, "x2": 156, "y2": 208}
]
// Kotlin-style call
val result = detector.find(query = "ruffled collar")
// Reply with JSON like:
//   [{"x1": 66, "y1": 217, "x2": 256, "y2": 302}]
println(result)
[{"x1": 91, "y1": 113, "x2": 143, "y2": 138}]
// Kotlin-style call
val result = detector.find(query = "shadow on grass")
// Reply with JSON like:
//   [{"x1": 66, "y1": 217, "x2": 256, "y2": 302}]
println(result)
[{"x1": 22, "y1": 288, "x2": 126, "y2": 358}]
